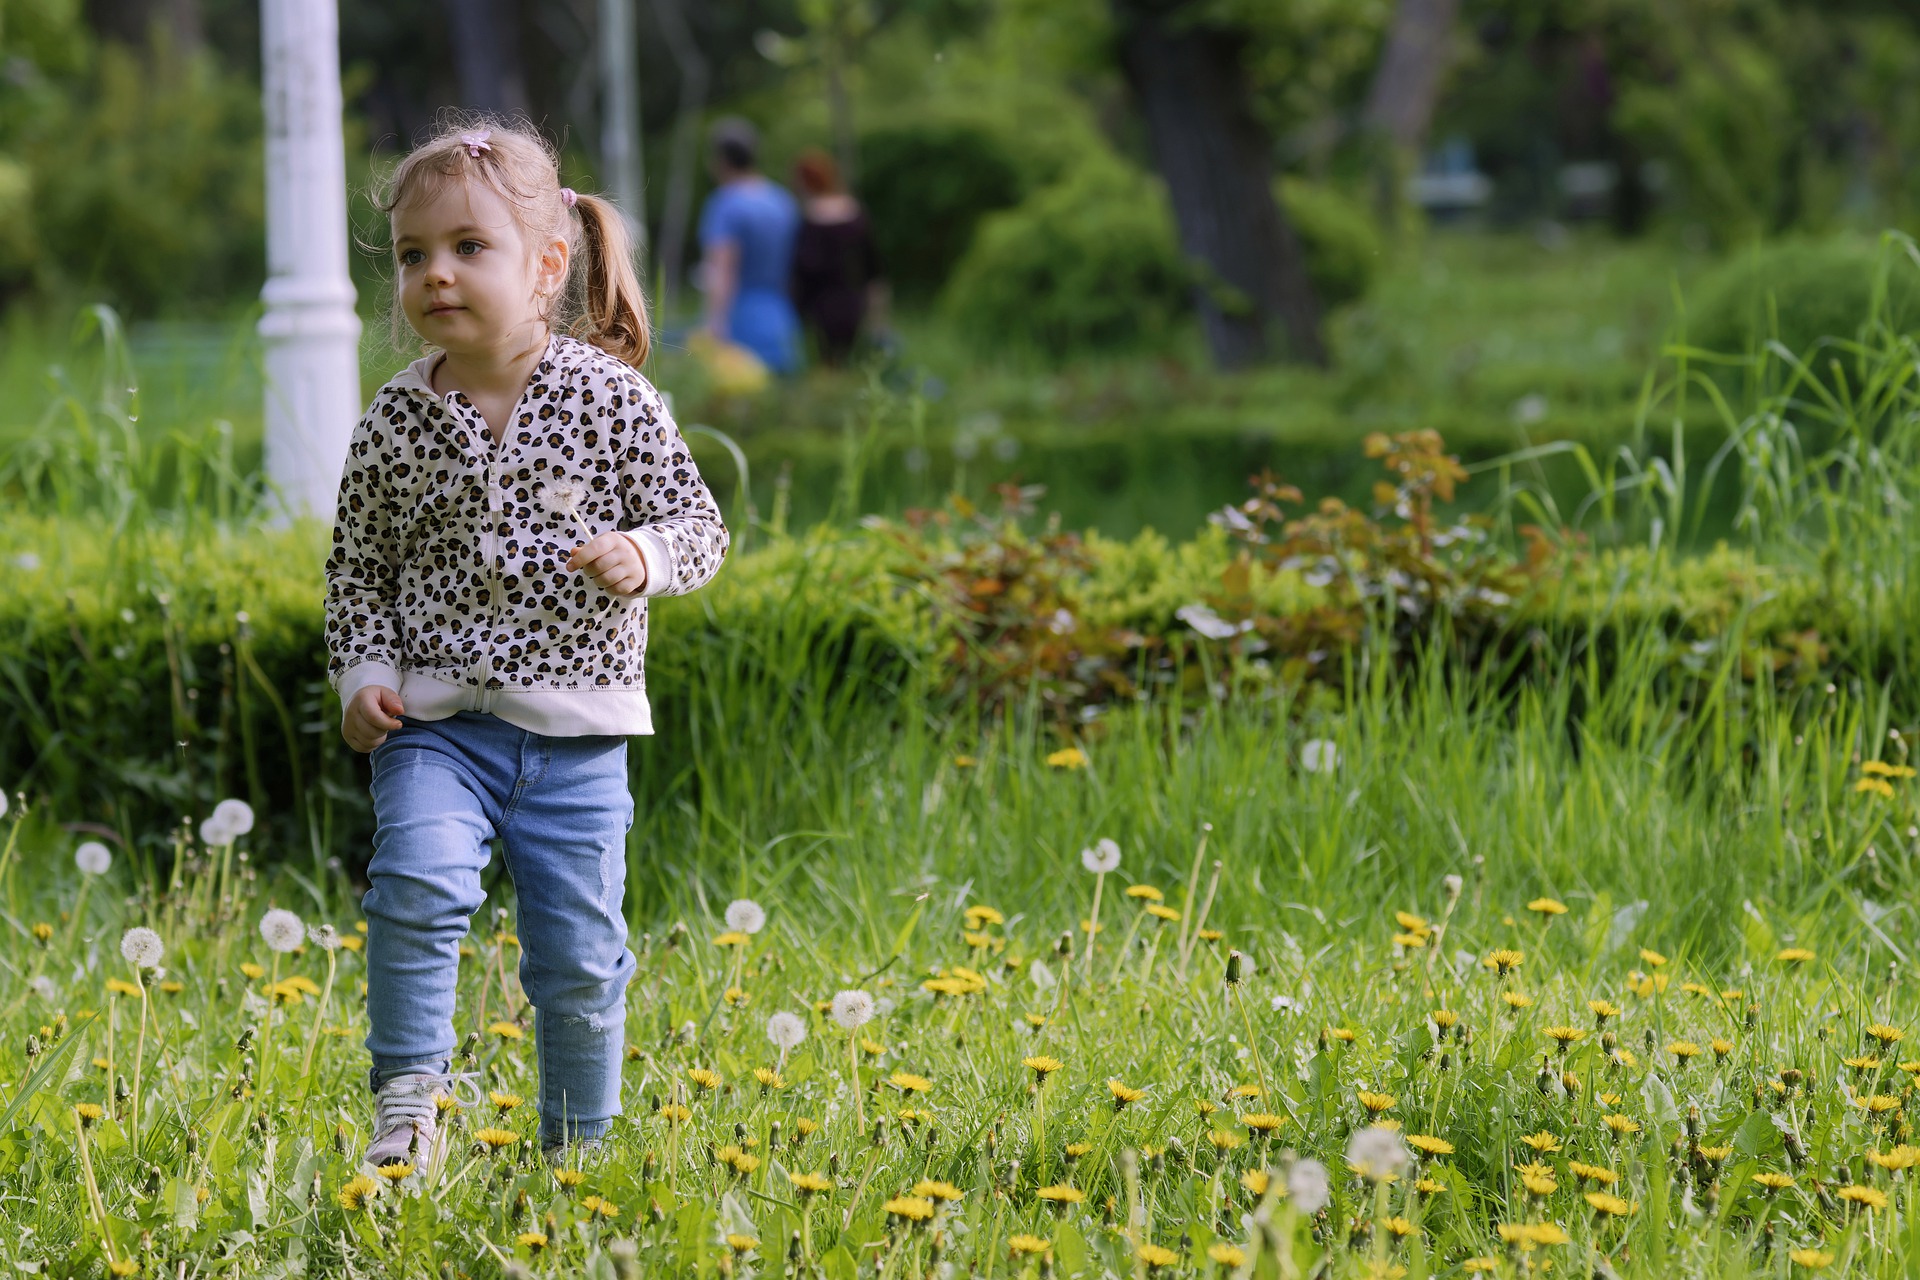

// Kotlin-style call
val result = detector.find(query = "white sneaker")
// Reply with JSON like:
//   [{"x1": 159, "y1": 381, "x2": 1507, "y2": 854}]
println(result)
[{"x1": 363, "y1": 1072, "x2": 461, "y2": 1170}]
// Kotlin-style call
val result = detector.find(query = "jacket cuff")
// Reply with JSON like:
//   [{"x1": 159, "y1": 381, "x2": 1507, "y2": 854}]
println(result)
[
  {"x1": 618, "y1": 528, "x2": 673, "y2": 597},
  {"x1": 334, "y1": 659, "x2": 403, "y2": 722}
]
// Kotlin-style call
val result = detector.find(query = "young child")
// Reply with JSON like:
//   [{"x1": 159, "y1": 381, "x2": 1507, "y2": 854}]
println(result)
[{"x1": 322, "y1": 117, "x2": 728, "y2": 1166}]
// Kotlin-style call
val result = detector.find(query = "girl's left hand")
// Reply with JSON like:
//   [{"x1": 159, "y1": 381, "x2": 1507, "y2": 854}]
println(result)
[{"x1": 566, "y1": 532, "x2": 648, "y2": 598}]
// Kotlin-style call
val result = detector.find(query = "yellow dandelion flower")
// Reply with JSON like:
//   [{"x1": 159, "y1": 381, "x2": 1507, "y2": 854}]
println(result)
[
  {"x1": 1046, "y1": 747, "x2": 1088, "y2": 770},
  {"x1": 1464, "y1": 1260, "x2": 1500, "y2": 1273},
  {"x1": 240, "y1": 962, "x2": 266, "y2": 980},
  {"x1": 1383, "y1": 1216, "x2": 1416, "y2": 1238},
  {"x1": 1860, "y1": 1094, "x2": 1902, "y2": 1114},
  {"x1": 1407, "y1": 1134, "x2": 1454, "y2": 1157},
  {"x1": 1431, "y1": 1009, "x2": 1460, "y2": 1029},
  {"x1": 1136, "y1": 1243, "x2": 1179, "y2": 1269},
  {"x1": 1010, "y1": 1234, "x2": 1051, "y2": 1256},
  {"x1": 1394, "y1": 910, "x2": 1429, "y2": 932},
  {"x1": 488, "y1": 1021, "x2": 523, "y2": 1040},
  {"x1": 1839, "y1": 1184, "x2": 1889, "y2": 1209},
  {"x1": 1790, "y1": 1249, "x2": 1835, "y2": 1269},
  {"x1": 1109, "y1": 1080, "x2": 1145, "y2": 1107},
  {"x1": 489, "y1": 1090, "x2": 522, "y2": 1112},
  {"x1": 712, "y1": 931, "x2": 750, "y2": 948},
  {"x1": 105, "y1": 978, "x2": 142, "y2": 997},
  {"x1": 517, "y1": 1232, "x2": 548, "y2": 1251},
  {"x1": 860, "y1": 1036, "x2": 888, "y2": 1056},
  {"x1": 1602, "y1": 1114, "x2": 1641, "y2": 1137},
  {"x1": 1712, "y1": 1038, "x2": 1734, "y2": 1058},
  {"x1": 754, "y1": 1066, "x2": 785, "y2": 1090},
  {"x1": 1588, "y1": 999, "x2": 1620, "y2": 1023},
  {"x1": 1867, "y1": 1145, "x2": 1920, "y2": 1170},
  {"x1": 687, "y1": 1067, "x2": 722, "y2": 1090},
  {"x1": 789, "y1": 1171, "x2": 833, "y2": 1194},
  {"x1": 1146, "y1": 904, "x2": 1181, "y2": 922},
  {"x1": 961, "y1": 930, "x2": 993, "y2": 949},
  {"x1": 1521, "y1": 1172, "x2": 1557, "y2": 1196},
  {"x1": 1585, "y1": 1192, "x2": 1634, "y2": 1216},
  {"x1": 913, "y1": 1179, "x2": 963, "y2": 1202},
  {"x1": 553, "y1": 1168, "x2": 586, "y2": 1188},
  {"x1": 1240, "y1": 1169, "x2": 1270, "y2": 1195},
  {"x1": 1208, "y1": 1129, "x2": 1244, "y2": 1151},
  {"x1": 656, "y1": 1103, "x2": 691, "y2": 1123},
  {"x1": 1527, "y1": 898, "x2": 1568, "y2": 917},
  {"x1": 1569, "y1": 1161, "x2": 1618, "y2": 1185},
  {"x1": 1124, "y1": 884, "x2": 1164, "y2": 902},
  {"x1": 1035, "y1": 1184, "x2": 1085, "y2": 1204},
  {"x1": 1856, "y1": 777, "x2": 1896, "y2": 798},
  {"x1": 1417, "y1": 1177, "x2": 1447, "y2": 1195},
  {"x1": 1483, "y1": 949, "x2": 1525, "y2": 976},
  {"x1": 374, "y1": 1161, "x2": 414, "y2": 1183},
  {"x1": 1503, "y1": 991, "x2": 1534, "y2": 1010},
  {"x1": 889, "y1": 1071, "x2": 933, "y2": 1093},
  {"x1": 1392, "y1": 932, "x2": 1427, "y2": 949},
  {"x1": 1325, "y1": 1026, "x2": 1358, "y2": 1043},
  {"x1": 580, "y1": 1195, "x2": 620, "y2": 1218},
  {"x1": 1868, "y1": 1024, "x2": 1905, "y2": 1046},
  {"x1": 1776, "y1": 947, "x2": 1815, "y2": 964},
  {"x1": 474, "y1": 1127, "x2": 518, "y2": 1151},
  {"x1": 1356, "y1": 1090, "x2": 1396, "y2": 1114},
  {"x1": 1668, "y1": 1041, "x2": 1701, "y2": 1061},
  {"x1": 964, "y1": 904, "x2": 1005, "y2": 927},
  {"x1": 1520, "y1": 1131, "x2": 1561, "y2": 1153},
  {"x1": 1751, "y1": 1172, "x2": 1795, "y2": 1191},
  {"x1": 1207, "y1": 1244, "x2": 1246, "y2": 1266},
  {"x1": 1243, "y1": 1113, "x2": 1286, "y2": 1135},
  {"x1": 337, "y1": 1175, "x2": 379, "y2": 1210},
  {"x1": 1544, "y1": 1025, "x2": 1587, "y2": 1046}
]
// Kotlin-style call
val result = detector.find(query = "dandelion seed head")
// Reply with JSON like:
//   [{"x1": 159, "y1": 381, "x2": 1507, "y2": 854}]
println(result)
[
  {"x1": 212, "y1": 797, "x2": 255, "y2": 836},
  {"x1": 259, "y1": 908, "x2": 305, "y2": 953},
  {"x1": 308, "y1": 924, "x2": 340, "y2": 951},
  {"x1": 1286, "y1": 1159, "x2": 1331, "y2": 1214},
  {"x1": 119, "y1": 926, "x2": 163, "y2": 970},
  {"x1": 75, "y1": 841, "x2": 112, "y2": 876},
  {"x1": 831, "y1": 989, "x2": 875, "y2": 1030},
  {"x1": 1080, "y1": 838, "x2": 1121, "y2": 874},
  {"x1": 766, "y1": 1011, "x2": 806, "y2": 1050},
  {"x1": 726, "y1": 899, "x2": 768, "y2": 935},
  {"x1": 1300, "y1": 739, "x2": 1339, "y2": 773},
  {"x1": 1346, "y1": 1125, "x2": 1410, "y2": 1181}
]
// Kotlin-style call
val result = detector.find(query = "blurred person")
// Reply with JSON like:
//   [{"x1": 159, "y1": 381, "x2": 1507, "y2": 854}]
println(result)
[
  {"x1": 696, "y1": 118, "x2": 802, "y2": 374},
  {"x1": 324, "y1": 116, "x2": 728, "y2": 1170},
  {"x1": 790, "y1": 147, "x2": 886, "y2": 366}
]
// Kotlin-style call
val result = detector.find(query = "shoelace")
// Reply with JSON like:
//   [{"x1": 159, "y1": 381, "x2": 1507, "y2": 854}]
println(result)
[{"x1": 374, "y1": 1070, "x2": 486, "y2": 1141}]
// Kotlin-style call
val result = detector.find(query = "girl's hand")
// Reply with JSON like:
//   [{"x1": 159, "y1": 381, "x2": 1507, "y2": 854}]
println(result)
[{"x1": 567, "y1": 532, "x2": 647, "y2": 598}]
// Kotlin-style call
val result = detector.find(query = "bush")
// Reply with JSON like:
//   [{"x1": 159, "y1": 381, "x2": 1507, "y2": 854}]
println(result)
[
  {"x1": 857, "y1": 120, "x2": 1029, "y2": 301},
  {"x1": 940, "y1": 156, "x2": 1383, "y2": 360},
  {"x1": 1685, "y1": 235, "x2": 1920, "y2": 364},
  {"x1": 940, "y1": 156, "x2": 1193, "y2": 359},
  {"x1": 1277, "y1": 178, "x2": 1382, "y2": 313}
]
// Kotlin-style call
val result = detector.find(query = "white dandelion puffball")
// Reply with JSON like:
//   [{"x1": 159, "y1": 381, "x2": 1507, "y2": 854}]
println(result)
[
  {"x1": 830, "y1": 989, "x2": 875, "y2": 1030},
  {"x1": 1271, "y1": 994, "x2": 1302, "y2": 1015},
  {"x1": 539, "y1": 479, "x2": 584, "y2": 519},
  {"x1": 1300, "y1": 739, "x2": 1339, "y2": 774},
  {"x1": 259, "y1": 908, "x2": 306, "y2": 953},
  {"x1": 308, "y1": 923, "x2": 340, "y2": 951},
  {"x1": 75, "y1": 841, "x2": 112, "y2": 876},
  {"x1": 211, "y1": 798, "x2": 255, "y2": 837},
  {"x1": 1080, "y1": 838, "x2": 1121, "y2": 874},
  {"x1": 1286, "y1": 1159, "x2": 1331, "y2": 1215},
  {"x1": 725, "y1": 899, "x2": 767, "y2": 935},
  {"x1": 198, "y1": 815, "x2": 234, "y2": 847},
  {"x1": 766, "y1": 1011, "x2": 806, "y2": 1050},
  {"x1": 1346, "y1": 1125, "x2": 1410, "y2": 1181},
  {"x1": 28, "y1": 975, "x2": 56, "y2": 1003},
  {"x1": 1443, "y1": 873, "x2": 1464, "y2": 899},
  {"x1": 0, "y1": 789, "x2": 8, "y2": 820},
  {"x1": 1028, "y1": 959, "x2": 1057, "y2": 992},
  {"x1": 120, "y1": 926, "x2": 164, "y2": 970}
]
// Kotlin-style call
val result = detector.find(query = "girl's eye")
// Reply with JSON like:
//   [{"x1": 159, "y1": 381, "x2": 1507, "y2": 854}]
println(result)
[
  {"x1": 399, "y1": 249, "x2": 423, "y2": 266},
  {"x1": 458, "y1": 240, "x2": 482, "y2": 256}
]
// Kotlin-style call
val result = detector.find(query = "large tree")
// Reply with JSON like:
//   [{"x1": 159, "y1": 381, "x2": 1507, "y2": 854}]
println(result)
[{"x1": 1108, "y1": 0, "x2": 1327, "y2": 369}]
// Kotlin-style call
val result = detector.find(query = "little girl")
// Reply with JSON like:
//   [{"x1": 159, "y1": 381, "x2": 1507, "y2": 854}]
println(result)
[{"x1": 322, "y1": 117, "x2": 728, "y2": 1166}]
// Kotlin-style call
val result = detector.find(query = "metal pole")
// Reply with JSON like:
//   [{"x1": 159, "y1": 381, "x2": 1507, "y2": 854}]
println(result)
[
  {"x1": 259, "y1": 0, "x2": 363, "y2": 527},
  {"x1": 599, "y1": 0, "x2": 647, "y2": 252}
]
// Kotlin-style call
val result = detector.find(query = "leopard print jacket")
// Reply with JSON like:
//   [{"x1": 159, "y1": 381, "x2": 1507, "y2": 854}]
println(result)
[{"x1": 322, "y1": 334, "x2": 729, "y2": 737}]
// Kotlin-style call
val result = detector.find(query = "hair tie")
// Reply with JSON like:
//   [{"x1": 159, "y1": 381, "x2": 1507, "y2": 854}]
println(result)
[
  {"x1": 560, "y1": 187, "x2": 578, "y2": 209},
  {"x1": 458, "y1": 130, "x2": 492, "y2": 157}
]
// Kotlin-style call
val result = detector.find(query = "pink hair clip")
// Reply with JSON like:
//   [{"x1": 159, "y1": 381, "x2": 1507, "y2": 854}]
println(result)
[
  {"x1": 560, "y1": 187, "x2": 578, "y2": 208},
  {"x1": 458, "y1": 130, "x2": 492, "y2": 157}
]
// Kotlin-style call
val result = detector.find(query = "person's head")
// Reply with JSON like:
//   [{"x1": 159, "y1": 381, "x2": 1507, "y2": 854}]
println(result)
[
  {"x1": 373, "y1": 115, "x2": 649, "y2": 367},
  {"x1": 792, "y1": 147, "x2": 843, "y2": 197},
  {"x1": 708, "y1": 117, "x2": 759, "y2": 180}
]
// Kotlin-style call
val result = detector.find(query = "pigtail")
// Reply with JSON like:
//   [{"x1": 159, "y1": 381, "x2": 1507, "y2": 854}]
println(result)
[{"x1": 569, "y1": 194, "x2": 651, "y2": 368}]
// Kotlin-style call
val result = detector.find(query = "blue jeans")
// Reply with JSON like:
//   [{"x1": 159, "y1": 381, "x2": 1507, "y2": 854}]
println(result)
[{"x1": 364, "y1": 711, "x2": 635, "y2": 1145}]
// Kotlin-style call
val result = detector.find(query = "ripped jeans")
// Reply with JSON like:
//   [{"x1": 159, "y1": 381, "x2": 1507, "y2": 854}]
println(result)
[{"x1": 363, "y1": 711, "x2": 635, "y2": 1145}]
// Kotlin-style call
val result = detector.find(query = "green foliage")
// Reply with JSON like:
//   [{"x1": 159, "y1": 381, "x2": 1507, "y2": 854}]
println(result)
[
  {"x1": 1278, "y1": 177, "x2": 1382, "y2": 311},
  {"x1": 8, "y1": 38, "x2": 264, "y2": 316},
  {"x1": 939, "y1": 158, "x2": 1381, "y2": 360},
  {"x1": 1684, "y1": 234, "x2": 1920, "y2": 367},
  {"x1": 940, "y1": 156, "x2": 1192, "y2": 359},
  {"x1": 857, "y1": 120, "x2": 1028, "y2": 300}
]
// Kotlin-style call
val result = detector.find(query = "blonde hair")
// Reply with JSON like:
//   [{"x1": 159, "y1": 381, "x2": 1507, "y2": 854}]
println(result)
[{"x1": 370, "y1": 113, "x2": 650, "y2": 367}]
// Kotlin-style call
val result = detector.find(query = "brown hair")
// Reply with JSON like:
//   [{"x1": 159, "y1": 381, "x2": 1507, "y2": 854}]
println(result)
[
  {"x1": 793, "y1": 147, "x2": 842, "y2": 196},
  {"x1": 370, "y1": 113, "x2": 650, "y2": 367}
]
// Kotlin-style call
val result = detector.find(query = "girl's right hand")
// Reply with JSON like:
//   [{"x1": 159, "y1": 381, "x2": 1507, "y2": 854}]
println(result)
[{"x1": 345, "y1": 686, "x2": 407, "y2": 753}]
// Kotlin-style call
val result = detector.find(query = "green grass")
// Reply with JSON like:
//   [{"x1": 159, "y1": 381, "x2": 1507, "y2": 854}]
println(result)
[{"x1": 2, "y1": 667, "x2": 1918, "y2": 1277}]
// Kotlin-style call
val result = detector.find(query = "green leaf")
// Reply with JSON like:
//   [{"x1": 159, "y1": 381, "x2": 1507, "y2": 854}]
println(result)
[{"x1": 0, "y1": 1012, "x2": 95, "y2": 1132}]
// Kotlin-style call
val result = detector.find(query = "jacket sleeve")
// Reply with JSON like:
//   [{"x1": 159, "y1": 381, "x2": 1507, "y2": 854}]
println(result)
[
  {"x1": 610, "y1": 372, "x2": 730, "y2": 597},
  {"x1": 323, "y1": 400, "x2": 406, "y2": 711}
]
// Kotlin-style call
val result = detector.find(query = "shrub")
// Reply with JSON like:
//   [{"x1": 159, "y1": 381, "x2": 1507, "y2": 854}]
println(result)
[
  {"x1": 940, "y1": 156, "x2": 1193, "y2": 359},
  {"x1": 1684, "y1": 235, "x2": 1920, "y2": 366},
  {"x1": 1276, "y1": 177, "x2": 1382, "y2": 312},
  {"x1": 857, "y1": 120, "x2": 1029, "y2": 301},
  {"x1": 940, "y1": 157, "x2": 1383, "y2": 360}
]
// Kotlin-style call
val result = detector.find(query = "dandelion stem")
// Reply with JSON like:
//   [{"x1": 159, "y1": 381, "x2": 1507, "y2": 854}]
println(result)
[
  {"x1": 1174, "y1": 827, "x2": 1212, "y2": 971},
  {"x1": 129, "y1": 975, "x2": 148, "y2": 1151},
  {"x1": 300, "y1": 946, "x2": 337, "y2": 1085},
  {"x1": 1229, "y1": 982, "x2": 1277, "y2": 1119},
  {"x1": 1084, "y1": 872, "x2": 1105, "y2": 983},
  {"x1": 849, "y1": 1031, "x2": 866, "y2": 1132},
  {"x1": 73, "y1": 1115, "x2": 117, "y2": 1266}
]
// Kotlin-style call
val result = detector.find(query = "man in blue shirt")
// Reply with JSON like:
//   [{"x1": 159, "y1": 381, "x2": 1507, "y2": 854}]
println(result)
[{"x1": 698, "y1": 118, "x2": 803, "y2": 374}]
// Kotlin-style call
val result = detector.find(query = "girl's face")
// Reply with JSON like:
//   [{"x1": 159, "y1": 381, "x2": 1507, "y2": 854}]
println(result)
[{"x1": 391, "y1": 178, "x2": 567, "y2": 357}]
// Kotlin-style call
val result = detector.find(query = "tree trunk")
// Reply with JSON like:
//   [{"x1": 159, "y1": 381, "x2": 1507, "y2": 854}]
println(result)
[
  {"x1": 1111, "y1": 0, "x2": 1325, "y2": 369},
  {"x1": 650, "y1": 0, "x2": 709, "y2": 315},
  {"x1": 1362, "y1": 0, "x2": 1461, "y2": 154},
  {"x1": 440, "y1": 0, "x2": 530, "y2": 116}
]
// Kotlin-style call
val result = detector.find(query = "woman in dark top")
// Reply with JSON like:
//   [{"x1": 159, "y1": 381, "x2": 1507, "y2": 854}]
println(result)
[{"x1": 790, "y1": 148, "x2": 885, "y2": 367}]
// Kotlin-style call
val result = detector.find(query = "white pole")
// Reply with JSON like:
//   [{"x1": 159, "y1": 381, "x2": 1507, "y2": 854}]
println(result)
[
  {"x1": 259, "y1": 0, "x2": 363, "y2": 527},
  {"x1": 599, "y1": 0, "x2": 647, "y2": 251}
]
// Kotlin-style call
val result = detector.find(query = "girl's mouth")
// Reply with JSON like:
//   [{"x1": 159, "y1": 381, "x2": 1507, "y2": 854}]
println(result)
[{"x1": 425, "y1": 303, "x2": 463, "y2": 317}]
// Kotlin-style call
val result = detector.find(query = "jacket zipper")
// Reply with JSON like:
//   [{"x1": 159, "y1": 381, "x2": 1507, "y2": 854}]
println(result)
[{"x1": 476, "y1": 419, "x2": 510, "y2": 713}]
